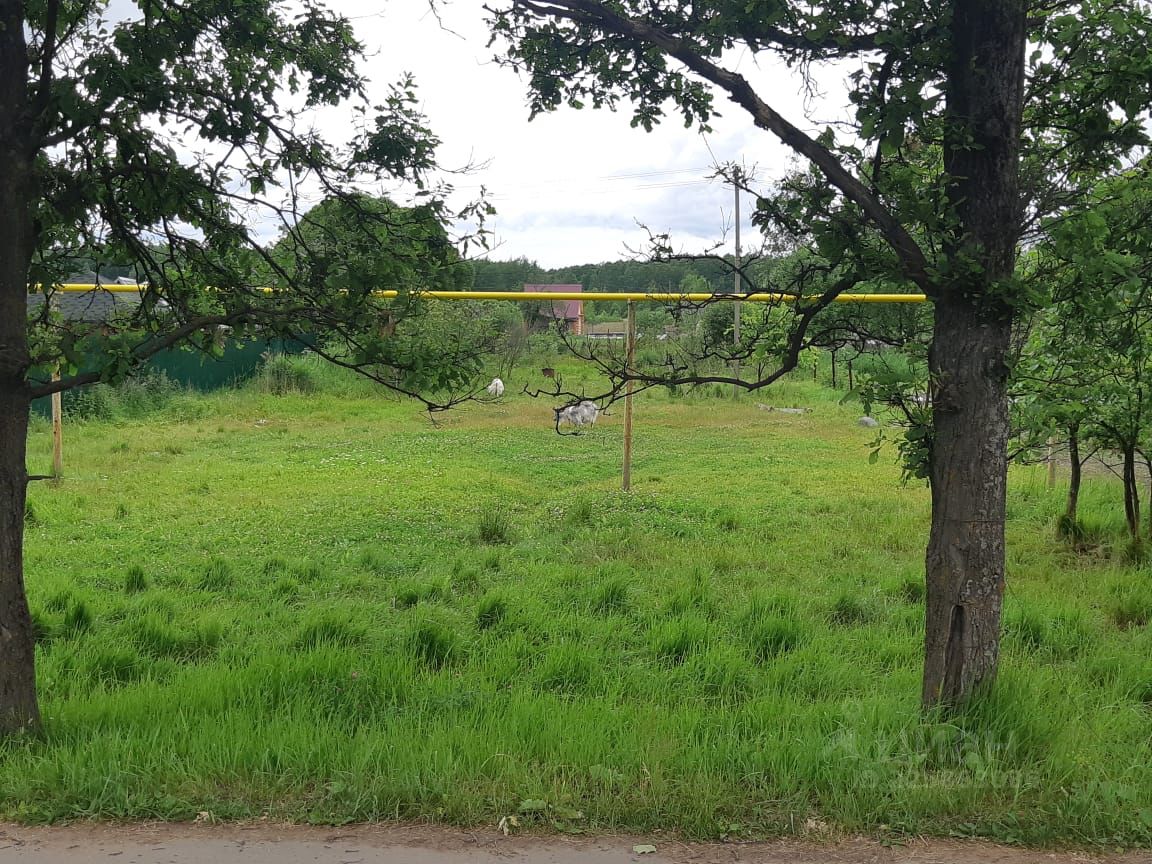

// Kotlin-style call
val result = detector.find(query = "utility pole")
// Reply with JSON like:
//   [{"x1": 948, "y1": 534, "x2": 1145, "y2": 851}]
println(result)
[{"x1": 732, "y1": 165, "x2": 742, "y2": 397}]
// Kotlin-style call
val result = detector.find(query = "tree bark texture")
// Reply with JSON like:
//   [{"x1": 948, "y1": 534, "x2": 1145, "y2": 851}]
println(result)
[
  {"x1": 0, "y1": 0, "x2": 42, "y2": 735},
  {"x1": 923, "y1": 297, "x2": 1012, "y2": 706},
  {"x1": 923, "y1": 0, "x2": 1026, "y2": 707}
]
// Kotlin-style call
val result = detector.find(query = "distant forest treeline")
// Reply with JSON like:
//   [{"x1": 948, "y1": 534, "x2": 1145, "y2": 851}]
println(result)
[
  {"x1": 470, "y1": 255, "x2": 736, "y2": 291},
  {"x1": 56, "y1": 254, "x2": 745, "y2": 326},
  {"x1": 471, "y1": 256, "x2": 740, "y2": 323}
]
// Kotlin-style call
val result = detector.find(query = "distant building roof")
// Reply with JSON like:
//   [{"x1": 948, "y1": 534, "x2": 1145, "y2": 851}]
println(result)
[
  {"x1": 523, "y1": 284, "x2": 582, "y2": 321},
  {"x1": 27, "y1": 283, "x2": 143, "y2": 323}
]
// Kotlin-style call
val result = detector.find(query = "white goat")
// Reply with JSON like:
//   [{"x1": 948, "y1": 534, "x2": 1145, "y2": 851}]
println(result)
[
  {"x1": 486, "y1": 377, "x2": 505, "y2": 397},
  {"x1": 554, "y1": 400, "x2": 599, "y2": 433}
]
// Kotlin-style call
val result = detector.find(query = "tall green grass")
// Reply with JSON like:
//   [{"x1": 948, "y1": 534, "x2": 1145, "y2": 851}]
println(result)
[{"x1": 7, "y1": 371, "x2": 1152, "y2": 845}]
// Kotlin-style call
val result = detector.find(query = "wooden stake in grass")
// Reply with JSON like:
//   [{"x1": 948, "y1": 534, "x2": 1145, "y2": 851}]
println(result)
[
  {"x1": 622, "y1": 300, "x2": 636, "y2": 492},
  {"x1": 50, "y1": 293, "x2": 63, "y2": 480},
  {"x1": 51, "y1": 373, "x2": 63, "y2": 480}
]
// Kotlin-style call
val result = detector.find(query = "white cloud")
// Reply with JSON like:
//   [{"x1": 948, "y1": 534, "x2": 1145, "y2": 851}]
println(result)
[
  {"x1": 313, "y1": 1, "x2": 861, "y2": 268},
  {"x1": 97, "y1": 0, "x2": 853, "y2": 269}
]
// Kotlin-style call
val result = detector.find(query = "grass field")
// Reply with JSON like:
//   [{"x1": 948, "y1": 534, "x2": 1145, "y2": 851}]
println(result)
[{"x1": 5, "y1": 361, "x2": 1152, "y2": 845}]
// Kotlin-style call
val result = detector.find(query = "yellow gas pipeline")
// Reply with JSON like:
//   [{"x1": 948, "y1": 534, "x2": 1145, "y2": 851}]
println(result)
[{"x1": 49, "y1": 285, "x2": 927, "y2": 303}]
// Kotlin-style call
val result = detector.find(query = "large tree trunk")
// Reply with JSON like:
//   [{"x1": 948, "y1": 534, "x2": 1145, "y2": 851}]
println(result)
[
  {"x1": 0, "y1": 0, "x2": 41, "y2": 736},
  {"x1": 922, "y1": 0, "x2": 1026, "y2": 708},
  {"x1": 923, "y1": 297, "x2": 1012, "y2": 706},
  {"x1": 0, "y1": 384, "x2": 36, "y2": 736}
]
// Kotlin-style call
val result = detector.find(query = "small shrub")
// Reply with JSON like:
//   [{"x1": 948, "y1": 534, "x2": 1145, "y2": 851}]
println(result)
[
  {"x1": 115, "y1": 369, "x2": 180, "y2": 418},
  {"x1": 123, "y1": 565, "x2": 148, "y2": 594},
  {"x1": 199, "y1": 558, "x2": 233, "y2": 592},
  {"x1": 476, "y1": 593, "x2": 509, "y2": 630},
  {"x1": 408, "y1": 620, "x2": 463, "y2": 669},
  {"x1": 254, "y1": 353, "x2": 317, "y2": 396},
  {"x1": 63, "y1": 384, "x2": 114, "y2": 421},
  {"x1": 476, "y1": 510, "x2": 512, "y2": 545}
]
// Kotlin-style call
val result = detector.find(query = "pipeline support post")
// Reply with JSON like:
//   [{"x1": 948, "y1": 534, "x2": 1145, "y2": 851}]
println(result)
[
  {"x1": 50, "y1": 291, "x2": 63, "y2": 480},
  {"x1": 622, "y1": 300, "x2": 636, "y2": 492}
]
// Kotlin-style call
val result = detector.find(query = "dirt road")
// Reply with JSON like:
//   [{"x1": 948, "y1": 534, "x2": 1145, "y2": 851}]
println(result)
[{"x1": 1, "y1": 823, "x2": 1147, "y2": 864}]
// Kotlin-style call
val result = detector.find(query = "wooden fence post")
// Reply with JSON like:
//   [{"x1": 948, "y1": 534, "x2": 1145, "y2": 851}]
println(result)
[
  {"x1": 622, "y1": 300, "x2": 636, "y2": 492},
  {"x1": 50, "y1": 292, "x2": 63, "y2": 479}
]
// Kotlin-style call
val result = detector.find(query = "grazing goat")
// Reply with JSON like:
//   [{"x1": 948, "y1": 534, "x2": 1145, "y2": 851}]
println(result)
[
  {"x1": 554, "y1": 400, "x2": 599, "y2": 434},
  {"x1": 486, "y1": 377, "x2": 505, "y2": 397}
]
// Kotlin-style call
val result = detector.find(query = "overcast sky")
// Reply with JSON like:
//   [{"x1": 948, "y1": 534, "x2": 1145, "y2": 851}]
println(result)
[
  {"x1": 100, "y1": 0, "x2": 851, "y2": 268},
  {"x1": 321, "y1": 2, "x2": 858, "y2": 268}
]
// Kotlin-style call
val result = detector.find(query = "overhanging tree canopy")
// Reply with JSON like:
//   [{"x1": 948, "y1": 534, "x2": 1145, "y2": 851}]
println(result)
[
  {"x1": 484, "y1": 0, "x2": 1152, "y2": 706},
  {"x1": 1, "y1": 0, "x2": 491, "y2": 736}
]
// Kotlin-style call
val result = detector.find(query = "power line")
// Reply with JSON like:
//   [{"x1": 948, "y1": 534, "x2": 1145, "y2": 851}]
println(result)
[
  {"x1": 455, "y1": 166, "x2": 715, "y2": 192},
  {"x1": 484, "y1": 178, "x2": 716, "y2": 201}
]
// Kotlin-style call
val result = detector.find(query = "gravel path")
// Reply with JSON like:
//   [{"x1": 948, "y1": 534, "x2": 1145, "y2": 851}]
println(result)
[{"x1": 1, "y1": 823, "x2": 1145, "y2": 864}]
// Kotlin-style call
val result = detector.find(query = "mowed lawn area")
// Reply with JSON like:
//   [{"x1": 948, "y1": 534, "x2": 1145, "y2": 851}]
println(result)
[{"x1": 6, "y1": 372, "x2": 1152, "y2": 845}]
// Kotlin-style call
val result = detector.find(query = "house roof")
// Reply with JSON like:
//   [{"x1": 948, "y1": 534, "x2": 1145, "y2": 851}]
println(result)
[
  {"x1": 27, "y1": 283, "x2": 143, "y2": 323},
  {"x1": 523, "y1": 284, "x2": 582, "y2": 320}
]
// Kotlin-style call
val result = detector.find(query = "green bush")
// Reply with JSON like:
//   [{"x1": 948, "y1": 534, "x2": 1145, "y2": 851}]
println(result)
[{"x1": 253, "y1": 353, "x2": 317, "y2": 395}]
